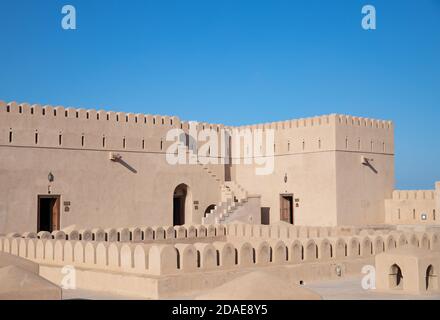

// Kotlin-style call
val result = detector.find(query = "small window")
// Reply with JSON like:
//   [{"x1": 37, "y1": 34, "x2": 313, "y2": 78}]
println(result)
[
  {"x1": 65, "y1": 110, "x2": 68, "y2": 117},
  {"x1": 97, "y1": 114, "x2": 100, "y2": 120},
  {"x1": 123, "y1": 137, "x2": 126, "y2": 149},
  {"x1": 433, "y1": 210, "x2": 436, "y2": 221},
  {"x1": 19, "y1": 106, "x2": 22, "y2": 113},
  {"x1": 59, "y1": 134, "x2": 62, "y2": 146},
  {"x1": 9, "y1": 129, "x2": 12, "y2": 143},
  {"x1": 6, "y1": 105, "x2": 10, "y2": 112},
  {"x1": 86, "y1": 112, "x2": 89, "y2": 119},
  {"x1": 102, "y1": 136, "x2": 106, "y2": 148},
  {"x1": 162, "y1": 118, "x2": 164, "y2": 125},
  {"x1": 142, "y1": 139, "x2": 145, "y2": 150},
  {"x1": 116, "y1": 115, "x2": 119, "y2": 122},
  {"x1": 126, "y1": 115, "x2": 128, "y2": 122},
  {"x1": 302, "y1": 140, "x2": 305, "y2": 150},
  {"x1": 318, "y1": 139, "x2": 322, "y2": 149},
  {"x1": 160, "y1": 140, "x2": 163, "y2": 150},
  {"x1": 170, "y1": 119, "x2": 173, "y2": 125},
  {"x1": 135, "y1": 116, "x2": 138, "y2": 123},
  {"x1": 106, "y1": 114, "x2": 109, "y2": 121},
  {"x1": 144, "y1": 117, "x2": 147, "y2": 124},
  {"x1": 81, "y1": 135, "x2": 85, "y2": 147},
  {"x1": 42, "y1": 109, "x2": 46, "y2": 115},
  {"x1": 35, "y1": 131, "x2": 38, "y2": 144},
  {"x1": 287, "y1": 141, "x2": 290, "y2": 152},
  {"x1": 153, "y1": 118, "x2": 156, "y2": 125},
  {"x1": 345, "y1": 137, "x2": 348, "y2": 149},
  {"x1": 76, "y1": 111, "x2": 79, "y2": 118},
  {"x1": 54, "y1": 110, "x2": 57, "y2": 116},
  {"x1": 30, "y1": 107, "x2": 34, "y2": 115}
]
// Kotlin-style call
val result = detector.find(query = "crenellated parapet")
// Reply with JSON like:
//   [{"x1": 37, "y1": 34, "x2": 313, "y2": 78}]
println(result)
[
  {"x1": 385, "y1": 183, "x2": 440, "y2": 225},
  {"x1": 1, "y1": 100, "x2": 394, "y2": 157}
]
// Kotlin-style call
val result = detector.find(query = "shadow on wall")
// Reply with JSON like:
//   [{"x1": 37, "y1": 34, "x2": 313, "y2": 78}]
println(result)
[{"x1": 117, "y1": 159, "x2": 137, "y2": 174}]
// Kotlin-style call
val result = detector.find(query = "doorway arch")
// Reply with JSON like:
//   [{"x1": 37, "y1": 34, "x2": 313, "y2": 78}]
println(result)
[
  {"x1": 173, "y1": 184, "x2": 191, "y2": 226},
  {"x1": 389, "y1": 264, "x2": 403, "y2": 290},
  {"x1": 204, "y1": 204, "x2": 216, "y2": 218},
  {"x1": 426, "y1": 265, "x2": 437, "y2": 291}
]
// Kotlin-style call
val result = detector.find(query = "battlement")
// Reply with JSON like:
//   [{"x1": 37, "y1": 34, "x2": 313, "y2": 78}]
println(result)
[
  {"x1": 1, "y1": 101, "x2": 393, "y2": 131},
  {"x1": 392, "y1": 190, "x2": 436, "y2": 201}
]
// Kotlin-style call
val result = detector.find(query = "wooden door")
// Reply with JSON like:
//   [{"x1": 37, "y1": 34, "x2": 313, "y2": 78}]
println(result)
[
  {"x1": 51, "y1": 197, "x2": 60, "y2": 231},
  {"x1": 280, "y1": 195, "x2": 293, "y2": 224}
]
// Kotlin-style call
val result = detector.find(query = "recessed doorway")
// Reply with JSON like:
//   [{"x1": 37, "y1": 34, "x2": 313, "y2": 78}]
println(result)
[
  {"x1": 280, "y1": 194, "x2": 294, "y2": 224},
  {"x1": 37, "y1": 195, "x2": 60, "y2": 232}
]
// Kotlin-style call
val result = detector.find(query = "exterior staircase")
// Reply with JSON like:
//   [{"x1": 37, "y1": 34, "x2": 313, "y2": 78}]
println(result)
[{"x1": 202, "y1": 181, "x2": 250, "y2": 224}]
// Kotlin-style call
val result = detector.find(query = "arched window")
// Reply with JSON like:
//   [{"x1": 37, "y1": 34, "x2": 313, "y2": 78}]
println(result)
[{"x1": 389, "y1": 264, "x2": 403, "y2": 289}]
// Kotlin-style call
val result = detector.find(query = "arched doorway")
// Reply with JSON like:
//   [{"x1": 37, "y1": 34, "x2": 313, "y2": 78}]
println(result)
[
  {"x1": 389, "y1": 264, "x2": 403, "y2": 289},
  {"x1": 173, "y1": 184, "x2": 191, "y2": 226},
  {"x1": 426, "y1": 265, "x2": 437, "y2": 291},
  {"x1": 204, "y1": 204, "x2": 216, "y2": 218}
]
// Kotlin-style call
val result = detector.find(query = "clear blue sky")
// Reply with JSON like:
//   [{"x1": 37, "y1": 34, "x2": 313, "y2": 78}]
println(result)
[{"x1": 0, "y1": 0, "x2": 439, "y2": 189}]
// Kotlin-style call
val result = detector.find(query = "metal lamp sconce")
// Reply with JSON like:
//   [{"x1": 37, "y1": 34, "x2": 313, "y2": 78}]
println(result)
[{"x1": 47, "y1": 172, "x2": 54, "y2": 194}]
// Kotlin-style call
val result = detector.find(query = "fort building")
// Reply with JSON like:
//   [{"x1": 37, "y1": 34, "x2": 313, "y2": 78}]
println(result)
[{"x1": 0, "y1": 100, "x2": 397, "y2": 234}]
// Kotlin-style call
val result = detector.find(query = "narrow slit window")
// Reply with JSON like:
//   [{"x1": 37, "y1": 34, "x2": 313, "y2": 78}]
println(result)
[
  {"x1": 19, "y1": 106, "x2": 22, "y2": 113},
  {"x1": 318, "y1": 139, "x2": 322, "y2": 149},
  {"x1": 358, "y1": 139, "x2": 361, "y2": 150},
  {"x1": 97, "y1": 114, "x2": 100, "y2": 120},
  {"x1": 287, "y1": 141, "x2": 290, "y2": 152},
  {"x1": 76, "y1": 111, "x2": 79, "y2": 118},
  {"x1": 162, "y1": 118, "x2": 164, "y2": 125},
  {"x1": 302, "y1": 140, "x2": 305, "y2": 150},
  {"x1": 126, "y1": 115, "x2": 128, "y2": 122},
  {"x1": 9, "y1": 129, "x2": 12, "y2": 143},
  {"x1": 371, "y1": 140, "x2": 374, "y2": 151},
  {"x1": 42, "y1": 109, "x2": 46, "y2": 115},
  {"x1": 102, "y1": 136, "x2": 106, "y2": 148},
  {"x1": 81, "y1": 135, "x2": 85, "y2": 147},
  {"x1": 106, "y1": 114, "x2": 109, "y2": 121},
  {"x1": 142, "y1": 139, "x2": 145, "y2": 150},
  {"x1": 144, "y1": 117, "x2": 147, "y2": 124},
  {"x1": 433, "y1": 210, "x2": 436, "y2": 221},
  {"x1": 116, "y1": 115, "x2": 119, "y2": 122},
  {"x1": 35, "y1": 131, "x2": 38, "y2": 144},
  {"x1": 153, "y1": 118, "x2": 156, "y2": 125},
  {"x1": 345, "y1": 137, "x2": 348, "y2": 149},
  {"x1": 123, "y1": 137, "x2": 126, "y2": 149},
  {"x1": 6, "y1": 105, "x2": 10, "y2": 112},
  {"x1": 59, "y1": 134, "x2": 62, "y2": 146},
  {"x1": 86, "y1": 112, "x2": 89, "y2": 119},
  {"x1": 54, "y1": 110, "x2": 57, "y2": 116},
  {"x1": 160, "y1": 140, "x2": 163, "y2": 150},
  {"x1": 65, "y1": 110, "x2": 68, "y2": 117},
  {"x1": 30, "y1": 107, "x2": 34, "y2": 115}
]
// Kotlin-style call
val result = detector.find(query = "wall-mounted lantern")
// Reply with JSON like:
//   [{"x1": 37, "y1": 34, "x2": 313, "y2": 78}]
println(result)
[{"x1": 48, "y1": 172, "x2": 54, "y2": 183}]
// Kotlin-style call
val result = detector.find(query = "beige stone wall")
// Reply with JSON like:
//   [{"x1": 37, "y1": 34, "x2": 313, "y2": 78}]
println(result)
[
  {"x1": 0, "y1": 101, "x2": 223, "y2": 233},
  {"x1": 385, "y1": 185, "x2": 440, "y2": 225},
  {"x1": 0, "y1": 100, "x2": 395, "y2": 232},
  {"x1": 233, "y1": 115, "x2": 394, "y2": 226}
]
